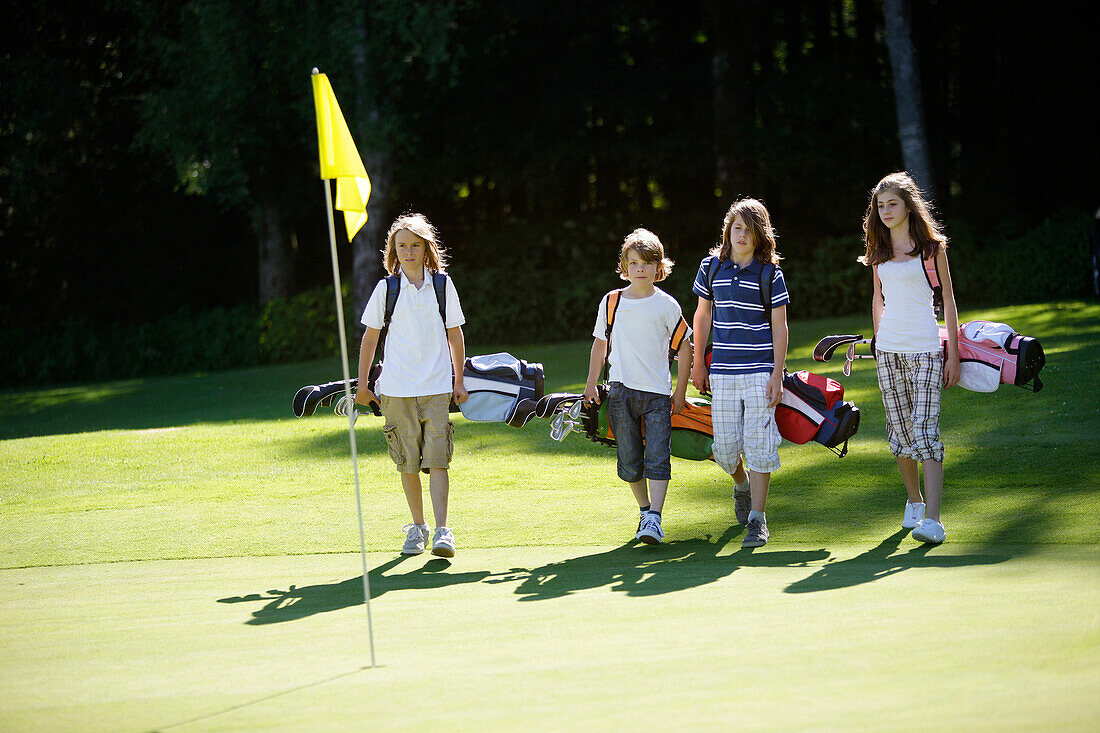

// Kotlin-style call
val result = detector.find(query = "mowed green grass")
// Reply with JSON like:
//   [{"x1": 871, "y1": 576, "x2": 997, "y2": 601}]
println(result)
[{"x1": 1, "y1": 300, "x2": 1098, "y2": 731}]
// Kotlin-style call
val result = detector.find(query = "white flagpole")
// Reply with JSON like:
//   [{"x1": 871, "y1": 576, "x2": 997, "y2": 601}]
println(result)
[{"x1": 322, "y1": 178, "x2": 377, "y2": 668}]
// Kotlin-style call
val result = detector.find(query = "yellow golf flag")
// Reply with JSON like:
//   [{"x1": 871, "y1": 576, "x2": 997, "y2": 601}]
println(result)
[{"x1": 312, "y1": 71, "x2": 371, "y2": 239}]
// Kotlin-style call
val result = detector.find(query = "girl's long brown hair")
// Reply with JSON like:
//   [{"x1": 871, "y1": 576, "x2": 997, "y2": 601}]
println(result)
[
  {"x1": 858, "y1": 172, "x2": 947, "y2": 266},
  {"x1": 710, "y1": 197, "x2": 782, "y2": 265}
]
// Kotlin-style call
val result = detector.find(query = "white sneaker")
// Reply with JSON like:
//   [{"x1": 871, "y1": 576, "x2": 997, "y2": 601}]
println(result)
[
  {"x1": 637, "y1": 512, "x2": 664, "y2": 545},
  {"x1": 401, "y1": 523, "x2": 429, "y2": 555},
  {"x1": 431, "y1": 527, "x2": 456, "y2": 557},
  {"x1": 912, "y1": 518, "x2": 946, "y2": 544},
  {"x1": 902, "y1": 501, "x2": 926, "y2": 529}
]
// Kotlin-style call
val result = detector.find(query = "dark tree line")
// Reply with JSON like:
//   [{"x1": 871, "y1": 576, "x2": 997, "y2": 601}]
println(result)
[{"x1": 2, "y1": 1, "x2": 1096, "y2": 335}]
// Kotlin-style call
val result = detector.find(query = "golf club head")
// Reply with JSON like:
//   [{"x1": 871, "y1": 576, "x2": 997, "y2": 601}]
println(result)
[
  {"x1": 333, "y1": 394, "x2": 359, "y2": 426},
  {"x1": 549, "y1": 400, "x2": 585, "y2": 441}
]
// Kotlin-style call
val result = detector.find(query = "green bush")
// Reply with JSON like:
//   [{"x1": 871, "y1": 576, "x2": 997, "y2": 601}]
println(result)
[
  {"x1": 257, "y1": 285, "x2": 355, "y2": 364},
  {"x1": 2, "y1": 210, "x2": 1092, "y2": 389},
  {"x1": 956, "y1": 209, "x2": 1093, "y2": 306}
]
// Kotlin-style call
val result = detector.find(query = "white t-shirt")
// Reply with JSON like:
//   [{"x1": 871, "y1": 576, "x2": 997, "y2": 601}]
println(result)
[
  {"x1": 361, "y1": 268, "x2": 465, "y2": 397},
  {"x1": 592, "y1": 287, "x2": 691, "y2": 395},
  {"x1": 876, "y1": 257, "x2": 940, "y2": 353}
]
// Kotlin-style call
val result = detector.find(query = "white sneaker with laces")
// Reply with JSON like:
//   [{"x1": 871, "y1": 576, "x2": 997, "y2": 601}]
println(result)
[
  {"x1": 902, "y1": 501, "x2": 926, "y2": 529},
  {"x1": 637, "y1": 512, "x2": 664, "y2": 545},
  {"x1": 432, "y1": 527, "x2": 456, "y2": 557},
  {"x1": 912, "y1": 518, "x2": 946, "y2": 544},
  {"x1": 401, "y1": 523, "x2": 429, "y2": 555}
]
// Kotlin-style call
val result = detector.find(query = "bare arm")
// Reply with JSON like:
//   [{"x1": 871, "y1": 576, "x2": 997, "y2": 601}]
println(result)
[
  {"x1": 871, "y1": 266, "x2": 884, "y2": 336},
  {"x1": 691, "y1": 296, "x2": 713, "y2": 394},
  {"x1": 766, "y1": 304, "x2": 788, "y2": 407},
  {"x1": 672, "y1": 337, "x2": 692, "y2": 414},
  {"x1": 447, "y1": 325, "x2": 468, "y2": 403},
  {"x1": 583, "y1": 338, "x2": 608, "y2": 404},
  {"x1": 354, "y1": 327, "x2": 381, "y2": 408},
  {"x1": 938, "y1": 249, "x2": 960, "y2": 387}
]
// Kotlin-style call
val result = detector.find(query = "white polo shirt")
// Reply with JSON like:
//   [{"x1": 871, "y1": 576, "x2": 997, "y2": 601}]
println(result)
[{"x1": 361, "y1": 268, "x2": 465, "y2": 397}]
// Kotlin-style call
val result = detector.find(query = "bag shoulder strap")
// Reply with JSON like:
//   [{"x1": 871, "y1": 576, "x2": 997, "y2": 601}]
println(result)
[
  {"x1": 378, "y1": 274, "x2": 402, "y2": 362},
  {"x1": 923, "y1": 252, "x2": 944, "y2": 318},
  {"x1": 432, "y1": 271, "x2": 448, "y2": 325},
  {"x1": 706, "y1": 255, "x2": 720, "y2": 295},
  {"x1": 759, "y1": 262, "x2": 775, "y2": 323},
  {"x1": 602, "y1": 289, "x2": 623, "y2": 381},
  {"x1": 668, "y1": 316, "x2": 689, "y2": 360}
]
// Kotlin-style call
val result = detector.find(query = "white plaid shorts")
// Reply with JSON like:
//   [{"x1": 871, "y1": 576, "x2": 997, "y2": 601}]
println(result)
[
  {"x1": 709, "y1": 373, "x2": 781, "y2": 474},
  {"x1": 875, "y1": 350, "x2": 944, "y2": 463}
]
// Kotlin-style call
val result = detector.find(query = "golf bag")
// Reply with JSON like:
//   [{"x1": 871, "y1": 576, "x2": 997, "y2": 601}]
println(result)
[
  {"x1": 535, "y1": 385, "x2": 717, "y2": 461},
  {"x1": 813, "y1": 320, "x2": 1046, "y2": 393},
  {"x1": 539, "y1": 373, "x2": 859, "y2": 460},
  {"x1": 458, "y1": 352, "x2": 545, "y2": 426},
  {"x1": 941, "y1": 320, "x2": 1045, "y2": 393},
  {"x1": 775, "y1": 370, "x2": 860, "y2": 457},
  {"x1": 292, "y1": 351, "x2": 545, "y2": 427}
]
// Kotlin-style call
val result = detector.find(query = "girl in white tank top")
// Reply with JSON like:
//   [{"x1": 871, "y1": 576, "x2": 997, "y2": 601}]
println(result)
[{"x1": 858, "y1": 173, "x2": 960, "y2": 546}]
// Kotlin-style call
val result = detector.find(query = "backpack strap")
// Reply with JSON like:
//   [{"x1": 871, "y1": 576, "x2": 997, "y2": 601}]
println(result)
[
  {"x1": 602, "y1": 289, "x2": 623, "y2": 381},
  {"x1": 706, "y1": 255, "x2": 720, "y2": 295},
  {"x1": 923, "y1": 252, "x2": 944, "y2": 318},
  {"x1": 378, "y1": 272, "x2": 448, "y2": 363},
  {"x1": 709, "y1": 256, "x2": 774, "y2": 319},
  {"x1": 759, "y1": 262, "x2": 775, "y2": 324},
  {"x1": 377, "y1": 274, "x2": 402, "y2": 363},
  {"x1": 432, "y1": 271, "x2": 448, "y2": 325},
  {"x1": 668, "y1": 316, "x2": 689, "y2": 360}
]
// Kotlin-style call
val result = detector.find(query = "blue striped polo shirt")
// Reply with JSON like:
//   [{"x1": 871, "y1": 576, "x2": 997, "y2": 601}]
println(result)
[{"x1": 692, "y1": 255, "x2": 790, "y2": 375}]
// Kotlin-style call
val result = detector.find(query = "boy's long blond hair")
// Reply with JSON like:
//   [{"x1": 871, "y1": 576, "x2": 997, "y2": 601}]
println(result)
[
  {"x1": 618, "y1": 228, "x2": 673, "y2": 281},
  {"x1": 383, "y1": 213, "x2": 448, "y2": 274},
  {"x1": 711, "y1": 198, "x2": 782, "y2": 265},
  {"x1": 858, "y1": 172, "x2": 947, "y2": 267}
]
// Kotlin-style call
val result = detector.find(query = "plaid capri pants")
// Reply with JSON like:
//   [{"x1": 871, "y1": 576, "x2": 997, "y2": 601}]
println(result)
[
  {"x1": 875, "y1": 350, "x2": 944, "y2": 463},
  {"x1": 710, "y1": 373, "x2": 781, "y2": 475}
]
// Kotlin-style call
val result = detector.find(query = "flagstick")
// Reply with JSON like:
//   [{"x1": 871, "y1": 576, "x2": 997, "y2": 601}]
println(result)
[{"x1": 323, "y1": 179, "x2": 377, "y2": 669}]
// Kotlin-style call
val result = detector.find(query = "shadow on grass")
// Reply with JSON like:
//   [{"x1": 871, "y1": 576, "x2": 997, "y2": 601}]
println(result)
[
  {"x1": 216, "y1": 555, "x2": 491, "y2": 625},
  {"x1": 784, "y1": 529, "x2": 1013, "y2": 594},
  {"x1": 494, "y1": 526, "x2": 831, "y2": 601}
]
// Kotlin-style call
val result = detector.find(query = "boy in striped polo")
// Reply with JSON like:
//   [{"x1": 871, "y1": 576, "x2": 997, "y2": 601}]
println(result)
[{"x1": 690, "y1": 198, "x2": 790, "y2": 548}]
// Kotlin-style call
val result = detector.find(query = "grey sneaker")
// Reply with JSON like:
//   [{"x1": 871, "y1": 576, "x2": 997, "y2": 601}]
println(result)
[
  {"x1": 637, "y1": 512, "x2": 664, "y2": 545},
  {"x1": 401, "y1": 523, "x2": 429, "y2": 555},
  {"x1": 431, "y1": 527, "x2": 456, "y2": 557},
  {"x1": 903, "y1": 501, "x2": 926, "y2": 529},
  {"x1": 742, "y1": 518, "x2": 770, "y2": 548},
  {"x1": 733, "y1": 481, "x2": 751, "y2": 526}
]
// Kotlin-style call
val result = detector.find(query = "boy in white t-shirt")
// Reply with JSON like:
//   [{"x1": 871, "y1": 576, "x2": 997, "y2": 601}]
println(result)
[{"x1": 584, "y1": 229, "x2": 692, "y2": 545}]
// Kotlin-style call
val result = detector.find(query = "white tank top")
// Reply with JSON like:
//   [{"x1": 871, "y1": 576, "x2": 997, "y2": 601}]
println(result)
[{"x1": 876, "y1": 257, "x2": 940, "y2": 353}]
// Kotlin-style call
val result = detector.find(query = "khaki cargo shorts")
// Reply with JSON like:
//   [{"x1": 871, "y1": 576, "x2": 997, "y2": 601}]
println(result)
[{"x1": 379, "y1": 393, "x2": 455, "y2": 474}]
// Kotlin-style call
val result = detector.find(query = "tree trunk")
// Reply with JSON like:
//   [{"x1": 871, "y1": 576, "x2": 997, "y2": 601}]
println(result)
[
  {"x1": 884, "y1": 0, "x2": 936, "y2": 199},
  {"x1": 351, "y1": 152, "x2": 390, "y2": 321},
  {"x1": 351, "y1": 20, "x2": 390, "y2": 328},
  {"x1": 256, "y1": 200, "x2": 291, "y2": 304}
]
